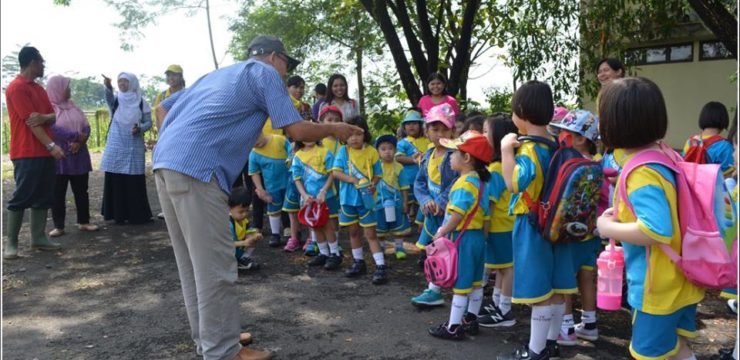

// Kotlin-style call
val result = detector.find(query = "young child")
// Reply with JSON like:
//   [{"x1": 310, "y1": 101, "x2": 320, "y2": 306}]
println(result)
[
  {"x1": 282, "y1": 139, "x2": 306, "y2": 253},
  {"x1": 248, "y1": 132, "x2": 290, "y2": 248},
  {"x1": 427, "y1": 130, "x2": 492, "y2": 340},
  {"x1": 478, "y1": 113, "x2": 519, "y2": 328},
  {"x1": 317, "y1": 105, "x2": 344, "y2": 252},
  {"x1": 410, "y1": 103, "x2": 459, "y2": 307},
  {"x1": 547, "y1": 110, "x2": 602, "y2": 345},
  {"x1": 332, "y1": 116, "x2": 388, "y2": 284},
  {"x1": 417, "y1": 72, "x2": 461, "y2": 118},
  {"x1": 291, "y1": 139, "x2": 342, "y2": 269},
  {"x1": 682, "y1": 101, "x2": 734, "y2": 175},
  {"x1": 497, "y1": 81, "x2": 575, "y2": 360},
  {"x1": 229, "y1": 187, "x2": 263, "y2": 271},
  {"x1": 396, "y1": 109, "x2": 431, "y2": 227},
  {"x1": 375, "y1": 134, "x2": 412, "y2": 260},
  {"x1": 597, "y1": 77, "x2": 705, "y2": 360}
]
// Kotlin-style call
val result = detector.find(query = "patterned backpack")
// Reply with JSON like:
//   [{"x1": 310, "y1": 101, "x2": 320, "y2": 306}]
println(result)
[{"x1": 520, "y1": 136, "x2": 605, "y2": 243}]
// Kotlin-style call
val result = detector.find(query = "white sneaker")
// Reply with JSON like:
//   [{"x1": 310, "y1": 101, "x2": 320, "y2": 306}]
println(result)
[
  {"x1": 157, "y1": 212, "x2": 165, "y2": 219},
  {"x1": 574, "y1": 322, "x2": 598, "y2": 341},
  {"x1": 727, "y1": 299, "x2": 738, "y2": 314},
  {"x1": 49, "y1": 228, "x2": 65, "y2": 237}
]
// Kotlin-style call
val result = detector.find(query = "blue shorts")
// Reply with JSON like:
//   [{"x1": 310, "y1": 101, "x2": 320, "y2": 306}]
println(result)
[
  {"x1": 415, "y1": 208, "x2": 424, "y2": 225},
  {"x1": 451, "y1": 230, "x2": 486, "y2": 294},
  {"x1": 415, "y1": 214, "x2": 443, "y2": 249},
  {"x1": 376, "y1": 204, "x2": 411, "y2": 236},
  {"x1": 266, "y1": 189, "x2": 286, "y2": 215},
  {"x1": 720, "y1": 287, "x2": 737, "y2": 299},
  {"x1": 512, "y1": 216, "x2": 577, "y2": 303},
  {"x1": 486, "y1": 231, "x2": 513, "y2": 269},
  {"x1": 339, "y1": 204, "x2": 376, "y2": 228},
  {"x1": 630, "y1": 304, "x2": 698, "y2": 360},
  {"x1": 326, "y1": 196, "x2": 340, "y2": 219},
  {"x1": 572, "y1": 237, "x2": 601, "y2": 272},
  {"x1": 282, "y1": 182, "x2": 300, "y2": 213}
]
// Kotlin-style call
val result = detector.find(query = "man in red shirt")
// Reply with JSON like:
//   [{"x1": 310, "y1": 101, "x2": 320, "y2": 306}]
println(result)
[{"x1": 4, "y1": 46, "x2": 65, "y2": 260}]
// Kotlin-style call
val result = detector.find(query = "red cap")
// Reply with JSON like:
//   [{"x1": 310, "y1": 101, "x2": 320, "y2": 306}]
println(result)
[
  {"x1": 440, "y1": 130, "x2": 493, "y2": 163},
  {"x1": 319, "y1": 105, "x2": 343, "y2": 122}
]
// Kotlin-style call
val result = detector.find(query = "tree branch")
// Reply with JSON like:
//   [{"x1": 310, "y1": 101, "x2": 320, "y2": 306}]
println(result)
[
  {"x1": 387, "y1": 0, "x2": 430, "y2": 79},
  {"x1": 686, "y1": 0, "x2": 737, "y2": 58},
  {"x1": 448, "y1": 0, "x2": 481, "y2": 97}
]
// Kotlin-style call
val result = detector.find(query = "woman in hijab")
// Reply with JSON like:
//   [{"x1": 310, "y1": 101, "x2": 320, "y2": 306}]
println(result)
[
  {"x1": 100, "y1": 72, "x2": 153, "y2": 224},
  {"x1": 47, "y1": 75, "x2": 98, "y2": 237}
]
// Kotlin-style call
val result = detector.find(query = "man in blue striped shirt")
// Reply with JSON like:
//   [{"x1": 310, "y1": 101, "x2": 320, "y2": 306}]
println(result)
[{"x1": 152, "y1": 35, "x2": 362, "y2": 360}]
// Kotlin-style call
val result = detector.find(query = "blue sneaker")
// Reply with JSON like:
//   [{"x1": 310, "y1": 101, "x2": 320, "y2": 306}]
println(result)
[
  {"x1": 411, "y1": 289, "x2": 444, "y2": 307},
  {"x1": 304, "y1": 241, "x2": 318, "y2": 256}
]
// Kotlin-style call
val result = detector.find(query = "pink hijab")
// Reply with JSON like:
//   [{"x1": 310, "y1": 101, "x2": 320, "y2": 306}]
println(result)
[{"x1": 46, "y1": 75, "x2": 89, "y2": 134}]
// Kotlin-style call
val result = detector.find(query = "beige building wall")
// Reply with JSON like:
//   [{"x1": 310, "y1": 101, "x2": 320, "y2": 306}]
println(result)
[{"x1": 583, "y1": 41, "x2": 737, "y2": 149}]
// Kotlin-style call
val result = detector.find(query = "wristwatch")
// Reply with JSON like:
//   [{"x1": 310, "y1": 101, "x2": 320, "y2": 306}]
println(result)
[{"x1": 46, "y1": 142, "x2": 57, "y2": 151}]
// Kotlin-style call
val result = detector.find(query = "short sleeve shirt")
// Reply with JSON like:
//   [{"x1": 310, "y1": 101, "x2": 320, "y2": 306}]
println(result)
[
  {"x1": 377, "y1": 160, "x2": 408, "y2": 202},
  {"x1": 5, "y1": 75, "x2": 54, "y2": 160},
  {"x1": 291, "y1": 145, "x2": 335, "y2": 199},
  {"x1": 509, "y1": 140, "x2": 555, "y2": 215},
  {"x1": 427, "y1": 149, "x2": 445, "y2": 198},
  {"x1": 614, "y1": 159, "x2": 704, "y2": 314},
  {"x1": 417, "y1": 95, "x2": 460, "y2": 117},
  {"x1": 446, "y1": 172, "x2": 490, "y2": 231},
  {"x1": 332, "y1": 145, "x2": 382, "y2": 206},
  {"x1": 488, "y1": 162, "x2": 515, "y2": 232},
  {"x1": 153, "y1": 59, "x2": 302, "y2": 193},
  {"x1": 682, "y1": 135, "x2": 735, "y2": 174},
  {"x1": 248, "y1": 135, "x2": 290, "y2": 193}
]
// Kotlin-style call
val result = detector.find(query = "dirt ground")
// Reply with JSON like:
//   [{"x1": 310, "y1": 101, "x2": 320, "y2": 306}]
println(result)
[{"x1": 1, "y1": 153, "x2": 737, "y2": 360}]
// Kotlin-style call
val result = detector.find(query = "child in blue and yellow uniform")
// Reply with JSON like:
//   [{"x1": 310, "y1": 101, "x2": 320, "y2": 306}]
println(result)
[
  {"x1": 375, "y1": 134, "x2": 411, "y2": 260},
  {"x1": 332, "y1": 116, "x2": 388, "y2": 284},
  {"x1": 291, "y1": 139, "x2": 342, "y2": 270},
  {"x1": 597, "y1": 77, "x2": 705, "y2": 360},
  {"x1": 427, "y1": 130, "x2": 492, "y2": 340},
  {"x1": 477, "y1": 113, "x2": 518, "y2": 328},
  {"x1": 498, "y1": 81, "x2": 576, "y2": 360},
  {"x1": 410, "y1": 103, "x2": 459, "y2": 307},
  {"x1": 547, "y1": 109, "x2": 603, "y2": 345},
  {"x1": 396, "y1": 109, "x2": 431, "y2": 225},
  {"x1": 318, "y1": 105, "x2": 344, "y2": 251},
  {"x1": 682, "y1": 101, "x2": 735, "y2": 176},
  {"x1": 228, "y1": 187, "x2": 263, "y2": 271},
  {"x1": 248, "y1": 133, "x2": 291, "y2": 248},
  {"x1": 282, "y1": 137, "x2": 306, "y2": 253}
]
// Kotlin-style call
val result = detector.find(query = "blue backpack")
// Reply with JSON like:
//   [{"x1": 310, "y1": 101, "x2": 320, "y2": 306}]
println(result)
[{"x1": 519, "y1": 136, "x2": 606, "y2": 243}]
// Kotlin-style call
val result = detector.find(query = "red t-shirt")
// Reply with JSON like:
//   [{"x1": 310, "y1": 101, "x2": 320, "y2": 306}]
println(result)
[{"x1": 5, "y1": 75, "x2": 54, "y2": 160}]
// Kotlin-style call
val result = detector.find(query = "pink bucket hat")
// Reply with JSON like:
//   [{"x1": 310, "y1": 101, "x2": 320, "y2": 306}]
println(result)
[{"x1": 424, "y1": 103, "x2": 455, "y2": 129}]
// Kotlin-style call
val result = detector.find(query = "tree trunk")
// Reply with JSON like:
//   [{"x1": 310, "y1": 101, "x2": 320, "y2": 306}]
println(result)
[
  {"x1": 447, "y1": 0, "x2": 480, "y2": 97},
  {"x1": 360, "y1": 0, "x2": 423, "y2": 106},
  {"x1": 355, "y1": 47, "x2": 366, "y2": 115},
  {"x1": 687, "y1": 0, "x2": 737, "y2": 59},
  {"x1": 205, "y1": 0, "x2": 219, "y2": 69}
]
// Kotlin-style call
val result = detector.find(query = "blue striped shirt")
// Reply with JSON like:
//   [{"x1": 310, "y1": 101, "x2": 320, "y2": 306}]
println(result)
[{"x1": 153, "y1": 59, "x2": 302, "y2": 193}]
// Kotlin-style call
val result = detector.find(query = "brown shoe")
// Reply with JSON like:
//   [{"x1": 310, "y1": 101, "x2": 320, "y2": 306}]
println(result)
[
  {"x1": 231, "y1": 347, "x2": 272, "y2": 360},
  {"x1": 78, "y1": 224, "x2": 99, "y2": 232},
  {"x1": 239, "y1": 332, "x2": 252, "y2": 345}
]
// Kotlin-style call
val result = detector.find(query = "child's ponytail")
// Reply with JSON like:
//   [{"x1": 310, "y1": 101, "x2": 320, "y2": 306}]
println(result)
[{"x1": 471, "y1": 157, "x2": 491, "y2": 183}]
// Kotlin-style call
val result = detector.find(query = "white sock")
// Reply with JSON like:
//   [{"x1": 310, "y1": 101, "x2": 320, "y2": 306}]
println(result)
[
  {"x1": 328, "y1": 241, "x2": 339, "y2": 255},
  {"x1": 244, "y1": 248, "x2": 255, "y2": 257},
  {"x1": 581, "y1": 310, "x2": 597, "y2": 324},
  {"x1": 492, "y1": 287, "x2": 502, "y2": 307},
  {"x1": 394, "y1": 238, "x2": 404, "y2": 249},
  {"x1": 466, "y1": 288, "x2": 484, "y2": 316},
  {"x1": 351, "y1": 247, "x2": 363, "y2": 261},
  {"x1": 499, "y1": 296, "x2": 512, "y2": 314},
  {"x1": 529, "y1": 305, "x2": 552, "y2": 354},
  {"x1": 548, "y1": 302, "x2": 566, "y2": 340},
  {"x1": 732, "y1": 339, "x2": 738, "y2": 360},
  {"x1": 561, "y1": 314, "x2": 574, "y2": 332},
  {"x1": 310, "y1": 230, "x2": 317, "y2": 243},
  {"x1": 318, "y1": 242, "x2": 330, "y2": 256},
  {"x1": 269, "y1": 216, "x2": 281, "y2": 235},
  {"x1": 428, "y1": 283, "x2": 441, "y2": 293},
  {"x1": 372, "y1": 252, "x2": 385, "y2": 266},
  {"x1": 449, "y1": 294, "x2": 468, "y2": 326}
]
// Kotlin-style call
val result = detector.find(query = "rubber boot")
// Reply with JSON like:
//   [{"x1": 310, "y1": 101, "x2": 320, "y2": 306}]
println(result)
[
  {"x1": 4, "y1": 209, "x2": 24, "y2": 259},
  {"x1": 30, "y1": 208, "x2": 60, "y2": 250}
]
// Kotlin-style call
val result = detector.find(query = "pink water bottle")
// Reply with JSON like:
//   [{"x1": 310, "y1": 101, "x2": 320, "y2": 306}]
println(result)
[{"x1": 597, "y1": 239, "x2": 624, "y2": 311}]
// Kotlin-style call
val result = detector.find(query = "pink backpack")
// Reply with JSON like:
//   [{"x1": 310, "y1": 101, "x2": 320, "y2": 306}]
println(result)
[
  {"x1": 424, "y1": 182, "x2": 483, "y2": 288},
  {"x1": 617, "y1": 142, "x2": 737, "y2": 289}
]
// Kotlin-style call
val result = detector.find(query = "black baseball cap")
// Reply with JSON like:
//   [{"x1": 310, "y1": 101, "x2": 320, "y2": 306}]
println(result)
[{"x1": 247, "y1": 35, "x2": 301, "y2": 72}]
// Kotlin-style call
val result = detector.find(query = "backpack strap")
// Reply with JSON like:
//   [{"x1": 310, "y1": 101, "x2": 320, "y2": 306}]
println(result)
[
  {"x1": 453, "y1": 180, "x2": 485, "y2": 243},
  {"x1": 702, "y1": 135, "x2": 726, "y2": 149},
  {"x1": 516, "y1": 136, "x2": 558, "y2": 211}
]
